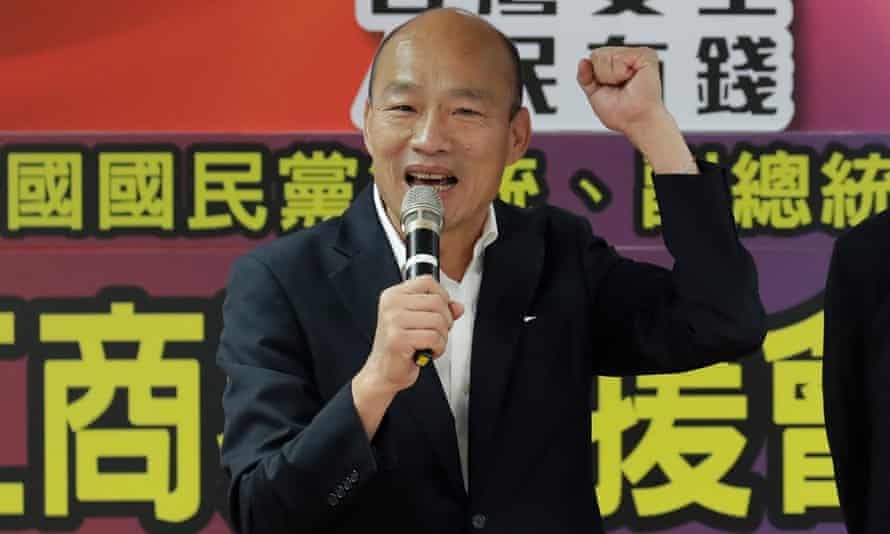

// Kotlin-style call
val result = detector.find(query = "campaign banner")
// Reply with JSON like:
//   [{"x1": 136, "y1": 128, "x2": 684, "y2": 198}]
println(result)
[
  {"x1": 352, "y1": 0, "x2": 795, "y2": 132},
  {"x1": 1, "y1": 131, "x2": 882, "y2": 533}
]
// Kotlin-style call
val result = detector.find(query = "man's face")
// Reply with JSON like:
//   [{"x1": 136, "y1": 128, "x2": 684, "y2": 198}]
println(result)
[{"x1": 363, "y1": 13, "x2": 529, "y2": 242}]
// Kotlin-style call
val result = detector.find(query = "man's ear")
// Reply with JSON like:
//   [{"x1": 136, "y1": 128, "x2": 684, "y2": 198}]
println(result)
[{"x1": 506, "y1": 107, "x2": 531, "y2": 166}]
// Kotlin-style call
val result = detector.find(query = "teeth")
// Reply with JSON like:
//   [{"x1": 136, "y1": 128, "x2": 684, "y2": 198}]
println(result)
[
  {"x1": 410, "y1": 173, "x2": 448, "y2": 182},
  {"x1": 406, "y1": 172, "x2": 456, "y2": 192}
]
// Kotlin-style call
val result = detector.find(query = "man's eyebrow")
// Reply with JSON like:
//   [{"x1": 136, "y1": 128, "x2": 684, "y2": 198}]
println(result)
[
  {"x1": 380, "y1": 81, "x2": 419, "y2": 98},
  {"x1": 378, "y1": 82, "x2": 496, "y2": 102},
  {"x1": 448, "y1": 87, "x2": 495, "y2": 102}
]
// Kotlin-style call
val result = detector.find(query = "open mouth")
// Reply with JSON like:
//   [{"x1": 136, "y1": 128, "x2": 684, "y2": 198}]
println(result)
[{"x1": 405, "y1": 172, "x2": 458, "y2": 192}]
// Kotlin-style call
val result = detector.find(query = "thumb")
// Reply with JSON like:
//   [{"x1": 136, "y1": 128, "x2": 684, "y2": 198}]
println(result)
[
  {"x1": 449, "y1": 301, "x2": 465, "y2": 321},
  {"x1": 576, "y1": 58, "x2": 599, "y2": 93}
]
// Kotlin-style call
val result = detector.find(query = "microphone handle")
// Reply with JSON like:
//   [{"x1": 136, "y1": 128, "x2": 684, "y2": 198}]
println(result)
[{"x1": 404, "y1": 227, "x2": 439, "y2": 366}]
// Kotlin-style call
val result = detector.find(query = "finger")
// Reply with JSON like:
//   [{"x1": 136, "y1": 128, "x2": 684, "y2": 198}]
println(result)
[
  {"x1": 396, "y1": 275, "x2": 436, "y2": 293},
  {"x1": 401, "y1": 275, "x2": 450, "y2": 302},
  {"x1": 449, "y1": 301, "x2": 465, "y2": 321},
  {"x1": 397, "y1": 309, "x2": 452, "y2": 335},
  {"x1": 399, "y1": 279, "x2": 452, "y2": 311},
  {"x1": 633, "y1": 47, "x2": 659, "y2": 71},
  {"x1": 386, "y1": 294, "x2": 453, "y2": 333},
  {"x1": 576, "y1": 58, "x2": 596, "y2": 89},
  {"x1": 400, "y1": 292, "x2": 453, "y2": 314},
  {"x1": 590, "y1": 47, "x2": 634, "y2": 85},
  {"x1": 615, "y1": 47, "x2": 657, "y2": 78},
  {"x1": 590, "y1": 47, "x2": 614, "y2": 85},
  {"x1": 403, "y1": 329, "x2": 448, "y2": 358}
]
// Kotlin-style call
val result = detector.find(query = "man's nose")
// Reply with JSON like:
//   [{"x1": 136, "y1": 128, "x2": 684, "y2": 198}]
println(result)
[{"x1": 410, "y1": 109, "x2": 452, "y2": 154}]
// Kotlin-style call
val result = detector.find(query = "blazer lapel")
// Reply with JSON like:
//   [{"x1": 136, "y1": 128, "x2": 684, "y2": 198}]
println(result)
[
  {"x1": 468, "y1": 202, "x2": 545, "y2": 500},
  {"x1": 329, "y1": 186, "x2": 466, "y2": 497},
  {"x1": 330, "y1": 187, "x2": 401, "y2": 347}
]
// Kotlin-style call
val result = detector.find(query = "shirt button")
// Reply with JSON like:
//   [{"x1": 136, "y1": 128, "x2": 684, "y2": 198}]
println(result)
[
  {"x1": 327, "y1": 493, "x2": 339, "y2": 507},
  {"x1": 471, "y1": 513, "x2": 486, "y2": 529}
]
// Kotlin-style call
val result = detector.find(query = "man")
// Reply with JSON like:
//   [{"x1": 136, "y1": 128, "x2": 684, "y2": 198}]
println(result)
[
  {"x1": 218, "y1": 8, "x2": 766, "y2": 533},
  {"x1": 823, "y1": 209, "x2": 890, "y2": 533}
]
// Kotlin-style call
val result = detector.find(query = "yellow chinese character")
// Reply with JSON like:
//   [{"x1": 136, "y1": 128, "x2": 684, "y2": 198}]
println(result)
[
  {"x1": 821, "y1": 151, "x2": 890, "y2": 230},
  {"x1": 0, "y1": 311, "x2": 12, "y2": 346},
  {"x1": 765, "y1": 308, "x2": 824, "y2": 425},
  {"x1": 762, "y1": 307, "x2": 823, "y2": 364},
  {"x1": 41, "y1": 302, "x2": 202, "y2": 523},
  {"x1": 773, "y1": 360, "x2": 823, "y2": 426},
  {"x1": 188, "y1": 152, "x2": 267, "y2": 231},
  {"x1": 782, "y1": 427, "x2": 838, "y2": 514},
  {"x1": 591, "y1": 377, "x2": 638, "y2": 517},
  {"x1": 278, "y1": 150, "x2": 358, "y2": 230},
  {"x1": 763, "y1": 304, "x2": 839, "y2": 514},
  {"x1": 499, "y1": 157, "x2": 541, "y2": 207},
  {"x1": 0, "y1": 482, "x2": 24, "y2": 516},
  {"x1": 571, "y1": 171, "x2": 610, "y2": 214},
  {"x1": 622, "y1": 364, "x2": 751, "y2": 517},
  {"x1": 760, "y1": 150, "x2": 812, "y2": 229},
  {"x1": 732, "y1": 150, "x2": 811, "y2": 231},
  {"x1": 848, "y1": 151, "x2": 889, "y2": 221},
  {"x1": 7, "y1": 153, "x2": 83, "y2": 231},
  {"x1": 731, "y1": 151, "x2": 765, "y2": 230},
  {"x1": 638, "y1": 158, "x2": 661, "y2": 231},
  {"x1": 99, "y1": 152, "x2": 175, "y2": 231}
]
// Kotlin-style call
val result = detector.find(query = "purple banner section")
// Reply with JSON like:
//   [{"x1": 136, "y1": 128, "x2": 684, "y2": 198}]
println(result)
[
  {"x1": 0, "y1": 131, "x2": 866, "y2": 310},
  {"x1": 0, "y1": 132, "x2": 877, "y2": 533}
]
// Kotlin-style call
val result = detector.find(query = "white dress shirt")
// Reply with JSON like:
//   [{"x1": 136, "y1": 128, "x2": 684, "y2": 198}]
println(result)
[{"x1": 373, "y1": 184, "x2": 498, "y2": 491}]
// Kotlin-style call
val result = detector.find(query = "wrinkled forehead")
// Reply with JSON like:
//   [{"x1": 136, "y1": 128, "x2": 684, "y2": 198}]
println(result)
[{"x1": 371, "y1": 18, "x2": 515, "y2": 101}]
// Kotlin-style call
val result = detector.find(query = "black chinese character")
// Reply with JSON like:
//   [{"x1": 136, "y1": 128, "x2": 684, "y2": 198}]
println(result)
[
  {"x1": 733, "y1": 76, "x2": 777, "y2": 114},
  {"x1": 372, "y1": 0, "x2": 442, "y2": 14},
  {"x1": 595, "y1": 0, "x2": 661, "y2": 15},
  {"x1": 733, "y1": 36, "x2": 777, "y2": 71},
  {"x1": 697, "y1": 37, "x2": 777, "y2": 115},
  {"x1": 700, "y1": 0, "x2": 776, "y2": 15},
  {"x1": 497, "y1": 0, "x2": 556, "y2": 15},
  {"x1": 512, "y1": 37, "x2": 558, "y2": 114},
  {"x1": 697, "y1": 38, "x2": 732, "y2": 113}
]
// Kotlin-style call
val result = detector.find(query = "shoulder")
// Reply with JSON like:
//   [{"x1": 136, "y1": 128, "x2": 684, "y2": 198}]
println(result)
[
  {"x1": 228, "y1": 217, "x2": 344, "y2": 287},
  {"x1": 495, "y1": 200, "x2": 591, "y2": 236},
  {"x1": 832, "y1": 210, "x2": 890, "y2": 271},
  {"x1": 493, "y1": 201, "x2": 607, "y2": 266},
  {"x1": 828, "y1": 211, "x2": 890, "y2": 306}
]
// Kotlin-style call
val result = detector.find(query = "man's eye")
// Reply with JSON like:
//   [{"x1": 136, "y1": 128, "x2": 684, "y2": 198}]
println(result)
[
  {"x1": 456, "y1": 108, "x2": 481, "y2": 116},
  {"x1": 389, "y1": 105, "x2": 415, "y2": 112}
]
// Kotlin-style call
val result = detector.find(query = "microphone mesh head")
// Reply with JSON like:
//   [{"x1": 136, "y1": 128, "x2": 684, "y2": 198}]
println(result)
[{"x1": 400, "y1": 185, "x2": 444, "y2": 231}]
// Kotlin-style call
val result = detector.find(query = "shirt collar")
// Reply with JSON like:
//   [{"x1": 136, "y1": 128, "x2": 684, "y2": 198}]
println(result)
[{"x1": 372, "y1": 183, "x2": 498, "y2": 277}]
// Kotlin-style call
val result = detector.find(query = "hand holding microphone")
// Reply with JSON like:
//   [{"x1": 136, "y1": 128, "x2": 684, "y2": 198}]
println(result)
[{"x1": 357, "y1": 186, "x2": 463, "y2": 400}]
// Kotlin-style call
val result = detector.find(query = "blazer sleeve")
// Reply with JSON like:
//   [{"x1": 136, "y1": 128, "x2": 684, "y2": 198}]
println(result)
[
  {"x1": 863, "y1": 297, "x2": 890, "y2": 532},
  {"x1": 583, "y1": 160, "x2": 767, "y2": 375},
  {"x1": 823, "y1": 235, "x2": 871, "y2": 534},
  {"x1": 216, "y1": 254, "x2": 380, "y2": 533}
]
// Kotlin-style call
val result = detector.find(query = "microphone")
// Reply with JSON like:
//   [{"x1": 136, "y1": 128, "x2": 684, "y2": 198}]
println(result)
[{"x1": 399, "y1": 185, "x2": 444, "y2": 367}]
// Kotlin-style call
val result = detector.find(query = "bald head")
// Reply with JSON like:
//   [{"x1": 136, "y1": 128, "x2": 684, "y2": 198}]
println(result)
[{"x1": 367, "y1": 8, "x2": 523, "y2": 118}]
